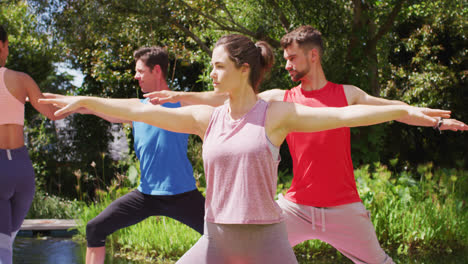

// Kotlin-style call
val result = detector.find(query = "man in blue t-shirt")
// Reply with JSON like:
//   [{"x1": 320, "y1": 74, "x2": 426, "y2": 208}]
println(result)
[{"x1": 77, "y1": 47, "x2": 205, "y2": 264}]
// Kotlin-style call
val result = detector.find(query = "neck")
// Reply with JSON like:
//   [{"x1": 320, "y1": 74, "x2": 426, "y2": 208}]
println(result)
[
  {"x1": 299, "y1": 65, "x2": 328, "y2": 91},
  {"x1": 157, "y1": 78, "x2": 170, "y2": 91},
  {"x1": 147, "y1": 79, "x2": 170, "y2": 93},
  {"x1": 228, "y1": 84, "x2": 258, "y2": 120}
]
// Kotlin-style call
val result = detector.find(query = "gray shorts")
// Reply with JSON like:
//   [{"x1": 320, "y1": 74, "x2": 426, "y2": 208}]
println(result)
[{"x1": 277, "y1": 193, "x2": 394, "y2": 264}]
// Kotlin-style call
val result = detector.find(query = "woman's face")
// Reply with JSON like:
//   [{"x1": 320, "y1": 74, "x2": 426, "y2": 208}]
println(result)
[{"x1": 210, "y1": 46, "x2": 245, "y2": 93}]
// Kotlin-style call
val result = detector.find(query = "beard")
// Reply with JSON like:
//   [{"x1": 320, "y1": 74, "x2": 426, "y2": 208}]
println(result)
[{"x1": 288, "y1": 62, "x2": 310, "y2": 82}]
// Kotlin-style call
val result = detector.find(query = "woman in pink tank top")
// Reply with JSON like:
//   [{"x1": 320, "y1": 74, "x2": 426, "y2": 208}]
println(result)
[
  {"x1": 0, "y1": 25, "x2": 69, "y2": 264},
  {"x1": 40, "y1": 34, "x2": 451, "y2": 264}
]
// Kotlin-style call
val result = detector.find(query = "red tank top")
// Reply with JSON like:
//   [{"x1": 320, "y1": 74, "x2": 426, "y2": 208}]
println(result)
[{"x1": 283, "y1": 82, "x2": 361, "y2": 207}]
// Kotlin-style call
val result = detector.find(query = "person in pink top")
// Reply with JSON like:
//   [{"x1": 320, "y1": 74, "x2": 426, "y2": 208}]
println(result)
[
  {"x1": 144, "y1": 26, "x2": 468, "y2": 263},
  {"x1": 40, "y1": 33, "x2": 452, "y2": 264},
  {"x1": 0, "y1": 25, "x2": 69, "y2": 264}
]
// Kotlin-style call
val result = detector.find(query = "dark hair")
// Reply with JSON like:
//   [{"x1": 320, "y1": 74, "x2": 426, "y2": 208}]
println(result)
[
  {"x1": 0, "y1": 25, "x2": 7, "y2": 43},
  {"x1": 215, "y1": 34, "x2": 274, "y2": 92},
  {"x1": 280, "y1": 25, "x2": 323, "y2": 57},
  {"x1": 133, "y1": 46, "x2": 169, "y2": 78}
]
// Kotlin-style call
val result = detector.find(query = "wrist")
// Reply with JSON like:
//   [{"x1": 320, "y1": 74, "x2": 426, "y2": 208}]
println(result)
[{"x1": 433, "y1": 117, "x2": 444, "y2": 134}]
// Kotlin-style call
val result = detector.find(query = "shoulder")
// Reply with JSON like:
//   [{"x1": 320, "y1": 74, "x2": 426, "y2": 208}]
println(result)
[
  {"x1": 258, "y1": 89, "x2": 287, "y2": 102},
  {"x1": 5, "y1": 69, "x2": 31, "y2": 81},
  {"x1": 342, "y1": 84, "x2": 364, "y2": 105},
  {"x1": 3, "y1": 69, "x2": 35, "y2": 95},
  {"x1": 10, "y1": 70, "x2": 36, "y2": 89},
  {"x1": 267, "y1": 100, "x2": 295, "y2": 117},
  {"x1": 190, "y1": 104, "x2": 215, "y2": 121}
]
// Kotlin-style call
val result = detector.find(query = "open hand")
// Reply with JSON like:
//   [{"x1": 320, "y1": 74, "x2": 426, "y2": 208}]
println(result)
[
  {"x1": 439, "y1": 118, "x2": 468, "y2": 131},
  {"x1": 399, "y1": 107, "x2": 451, "y2": 127},
  {"x1": 38, "y1": 94, "x2": 85, "y2": 116},
  {"x1": 143, "y1": 90, "x2": 180, "y2": 105}
]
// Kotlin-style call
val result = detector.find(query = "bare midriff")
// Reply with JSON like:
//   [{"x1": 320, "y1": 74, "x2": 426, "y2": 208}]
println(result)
[{"x1": 0, "y1": 124, "x2": 24, "y2": 149}]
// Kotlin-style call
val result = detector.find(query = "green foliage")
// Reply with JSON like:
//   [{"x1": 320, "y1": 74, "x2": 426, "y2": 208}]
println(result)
[
  {"x1": 380, "y1": 0, "x2": 468, "y2": 168},
  {"x1": 290, "y1": 163, "x2": 468, "y2": 261},
  {"x1": 187, "y1": 135, "x2": 206, "y2": 193},
  {"x1": 75, "y1": 180, "x2": 200, "y2": 262},
  {"x1": 1, "y1": 1, "x2": 79, "y2": 196},
  {"x1": 26, "y1": 189, "x2": 85, "y2": 219},
  {"x1": 18, "y1": 0, "x2": 468, "y2": 197},
  {"x1": 356, "y1": 163, "x2": 468, "y2": 255},
  {"x1": 74, "y1": 164, "x2": 468, "y2": 262}
]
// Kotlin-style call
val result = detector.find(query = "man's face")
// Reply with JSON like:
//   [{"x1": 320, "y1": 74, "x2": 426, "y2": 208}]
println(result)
[
  {"x1": 283, "y1": 41, "x2": 311, "y2": 82},
  {"x1": 134, "y1": 59, "x2": 158, "y2": 93}
]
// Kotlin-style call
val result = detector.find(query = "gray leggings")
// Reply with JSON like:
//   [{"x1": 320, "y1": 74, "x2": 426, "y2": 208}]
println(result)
[{"x1": 177, "y1": 221, "x2": 298, "y2": 264}]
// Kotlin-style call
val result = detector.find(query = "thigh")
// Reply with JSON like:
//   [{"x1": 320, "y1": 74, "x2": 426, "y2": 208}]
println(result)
[
  {"x1": 88, "y1": 190, "x2": 151, "y2": 232},
  {"x1": 159, "y1": 189, "x2": 205, "y2": 234},
  {"x1": 7, "y1": 160, "x2": 35, "y2": 232},
  {"x1": 318, "y1": 203, "x2": 392, "y2": 264},
  {"x1": 0, "y1": 200, "x2": 12, "y2": 235},
  {"x1": 239, "y1": 222, "x2": 298, "y2": 264},
  {"x1": 276, "y1": 194, "x2": 314, "y2": 246},
  {"x1": 176, "y1": 234, "x2": 222, "y2": 264},
  {"x1": 207, "y1": 222, "x2": 297, "y2": 264},
  {"x1": 0, "y1": 161, "x2": 13, "y2": 235}
]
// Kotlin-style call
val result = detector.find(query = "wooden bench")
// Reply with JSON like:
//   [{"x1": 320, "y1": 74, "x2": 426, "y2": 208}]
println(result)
[{"x1": 21, "y1": 219, "x2": 77, "y2": 231}]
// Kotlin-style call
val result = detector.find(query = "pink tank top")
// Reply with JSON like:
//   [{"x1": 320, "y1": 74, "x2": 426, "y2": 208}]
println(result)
[
  {"x1": 202, "y1": 99, "x2": 283, "y2": 224},
  {"x1": 0, "y1": 67, "x2": 24, "y2": 125}
]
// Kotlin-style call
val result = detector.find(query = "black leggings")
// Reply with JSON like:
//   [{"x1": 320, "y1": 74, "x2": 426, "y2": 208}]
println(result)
[{"x1": 86, "y1": 189, "x2": 205, "y2": 247}]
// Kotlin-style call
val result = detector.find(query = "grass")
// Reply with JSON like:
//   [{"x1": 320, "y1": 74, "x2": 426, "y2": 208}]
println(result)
[{"x1": 69, "y1": 163, "x2": 467, "y2": 263}]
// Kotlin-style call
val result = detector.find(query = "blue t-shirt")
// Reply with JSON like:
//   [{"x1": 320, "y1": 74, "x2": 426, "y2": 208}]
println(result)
[{"x1": 133, "y1": 99, "x2": 196, "y2": 195}]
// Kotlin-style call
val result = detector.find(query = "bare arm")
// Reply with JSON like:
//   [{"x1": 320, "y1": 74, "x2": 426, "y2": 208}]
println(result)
[
  {"x1": 344, "y1": 84, "x2": 468, "y2": 130},
  {"x1": 43, "y1": 93, "x2": 134, "y2": 124},
  {"x1": 19, "y1": 73, "x2": 70, "y2": 120},
  {"x1": 257, "y1": 89, "x2": 286, "y2": 103},
  {"x1": 144, "y1": 88, "x2": 287, "y2": 107},
  {"x1": 38, "y1": 95, "x2": 213, "y2": 138},
  {"x1": 144, "y1": 90, "x2": 228, "y2": 107},
  {"x1": 266, "y1": 102, "x2": 452, "y2": 146}
]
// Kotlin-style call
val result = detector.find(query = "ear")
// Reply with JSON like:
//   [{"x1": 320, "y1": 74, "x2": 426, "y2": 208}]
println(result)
[
  {"x1": 151, "y1": 65, "x2": 161, "y2": 75},
  {"x1": 241, "y1": 63, "x2": 250, "y2": 73},
  {"x1": 309, "y1": 48, "x2": 319, "y2": 63}
]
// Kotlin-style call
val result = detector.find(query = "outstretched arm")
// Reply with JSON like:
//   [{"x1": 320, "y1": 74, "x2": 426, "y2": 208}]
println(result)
[
  {"x1": 21, "y1": 73, "x2": 70, "y2": 120},
  {"x1": 144, "y1": 90, "x2": 228, "y2": 107},
  {"x1": 43, "y1": 93, "x2": 134, "y2": 124},
  {"x1": 344, "y1": 84, "x2": 467, "y2": 131},
  {"x1": 144, "y1": 88, "x2": 287, "y2": 106},
  {"x1": 38, "y1": 95, "x2": 213, "y2": 138},
  {"x1": 266, "y1": 102, "x2": 452, "y2": 146}
]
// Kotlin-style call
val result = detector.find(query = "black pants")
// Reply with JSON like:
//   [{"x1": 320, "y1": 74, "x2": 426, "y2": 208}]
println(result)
[{"x1": 86, "y1": 189, "x2": 205, "y2": 247}]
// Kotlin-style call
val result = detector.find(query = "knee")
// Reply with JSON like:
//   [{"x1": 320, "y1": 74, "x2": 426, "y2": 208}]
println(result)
[{"x1": 86, "y1": 219, "x2": 106, "y2": 247}]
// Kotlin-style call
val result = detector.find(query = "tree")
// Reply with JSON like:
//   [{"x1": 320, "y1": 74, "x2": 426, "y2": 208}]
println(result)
[
  {"x1": 28, "y1": 0, "x2": 467, "y2": 183},
  {"x1": 1, "y1": 0, "x2": 76, "y2": 195}
]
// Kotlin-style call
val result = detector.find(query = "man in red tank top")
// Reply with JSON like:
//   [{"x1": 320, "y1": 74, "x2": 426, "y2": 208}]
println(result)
[{"x1": 262, "y1": 26, "x2": 467, "y2": 264}]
